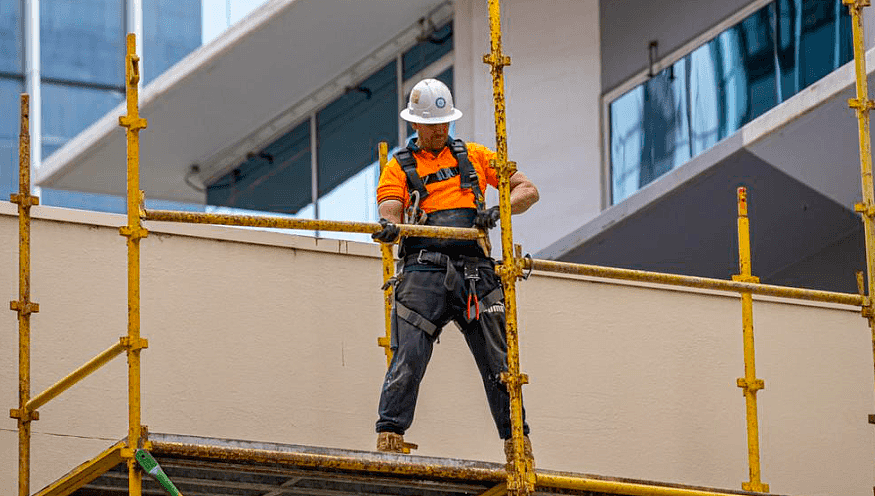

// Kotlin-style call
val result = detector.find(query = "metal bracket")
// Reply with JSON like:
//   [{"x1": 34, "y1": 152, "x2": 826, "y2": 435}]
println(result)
[
  {"x1": 9, "y1": 193, "x2": 39, "y2": 207},
  {"x1": 731, "y1": 274, "x2": 760, "y2": 284},
  {"x1": 482, "y1": 53, "x2": 511, "y2": 68},
  {"x1": 119, "y1": 225, "x2": 149, "y2": 241},
  {"x1": 9, "y1": 408, "x2": 39, "y2": 422},
  {"x1": 737, "y1": 377, "x2": 765, "y2": 392},
  {"x1": 377, "y1": 336, "x2": 390, "y2": 348},
  {"x1": 120, "y1": 336, "x2": 149, "y2": 351},
  {"x1": 742, "y1": 481, "x2": 770, "y2": 493},
  {"x1": 855, "y1": 202, "x2": 875, "y2": 217},
  {"x1": 118, "y1": 115, "x2": 148, "y2": 131},
  {"x1": 843, "y1": 0, "x2": 871, "y2": 9},
  {"x1": 848, "y1": 97, "x2": 875, "y2": 112},
  {"x1": 500, "y1": 371, "x2": 530, "y2": 386},
  {"x1": 869, "y1": 414, "x2": 875, "y2": 424},
  {"x1": 10, "y1": 300, "x2": 40, "y2": 315}
]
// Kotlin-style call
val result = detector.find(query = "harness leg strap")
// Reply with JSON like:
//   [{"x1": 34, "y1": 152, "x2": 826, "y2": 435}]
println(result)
[{"x1": 395, "y1": 301, "x2": 439, "y2": 336}]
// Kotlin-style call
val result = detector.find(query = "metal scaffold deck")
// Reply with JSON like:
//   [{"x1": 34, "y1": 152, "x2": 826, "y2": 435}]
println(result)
[{"x1": 39, "y1": 433, "x2": 785, "y2": 496}]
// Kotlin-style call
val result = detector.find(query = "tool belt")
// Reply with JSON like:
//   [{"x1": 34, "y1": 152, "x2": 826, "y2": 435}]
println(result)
[{"x1": 399, "y1": 250, "x2": 503, "y2": 325}]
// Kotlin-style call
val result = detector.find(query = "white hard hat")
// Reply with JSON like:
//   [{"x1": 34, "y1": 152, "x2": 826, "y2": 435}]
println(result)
[{"x1": 400, "y1": 79, "x2": 463, "y2": 124}]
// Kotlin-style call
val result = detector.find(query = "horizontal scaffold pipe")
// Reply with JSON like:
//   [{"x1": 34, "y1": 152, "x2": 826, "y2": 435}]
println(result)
[
  {"x1": 536, "y1": 473, "x2": 765, "y2": 496},
  {"x1": 25, "y1": 340, "x2": 127, "y2": 413},
  {"x1": 527, "y1": 259, "x2": 864, "y2": 307},
  {"x1": 144, "y1": 210, "x2": 483, "y2": 241},
  {"x1": 149, "y1": 440, "x2": 788, "y2": 496}
]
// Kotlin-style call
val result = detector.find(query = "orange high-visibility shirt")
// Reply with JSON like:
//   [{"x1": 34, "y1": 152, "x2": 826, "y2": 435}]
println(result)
[{"x1": 377, "y1": 142, "x2": 499, "y2": 212}]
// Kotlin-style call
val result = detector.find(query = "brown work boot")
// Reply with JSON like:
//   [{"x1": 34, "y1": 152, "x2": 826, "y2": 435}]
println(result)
[
  {"x1": 503, "y1": 435, "x2": 535, "y2": 470},
  {"x1": 376, "y1": 432, "x2": 417, "y2": 453}
]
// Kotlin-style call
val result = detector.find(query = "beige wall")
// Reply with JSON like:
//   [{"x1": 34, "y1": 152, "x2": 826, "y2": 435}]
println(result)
[{"x1": 1, "y1": 202, "x2": 873, "y2": 495}]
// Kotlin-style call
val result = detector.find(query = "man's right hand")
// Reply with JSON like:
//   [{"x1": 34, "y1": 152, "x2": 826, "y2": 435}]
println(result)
[{"x1": 372, "y1": 218, "x2": 400, "y2": 243}]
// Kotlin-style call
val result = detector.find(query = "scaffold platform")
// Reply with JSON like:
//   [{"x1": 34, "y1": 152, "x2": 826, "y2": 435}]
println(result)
[{"x1": 35, "y1": 433, "x2": 785, "y2": 496}]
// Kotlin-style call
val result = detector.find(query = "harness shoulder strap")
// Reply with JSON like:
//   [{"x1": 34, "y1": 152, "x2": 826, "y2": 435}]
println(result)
[
  {"x1": 395, "y1": 148, "x2": 428, "y2": 200},
  {"x1": 448, "y1": 138, "x2": 485, "y2": 211}
]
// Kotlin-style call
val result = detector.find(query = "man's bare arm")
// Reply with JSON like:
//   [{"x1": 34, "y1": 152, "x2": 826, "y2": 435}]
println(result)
[
  {"x1": 378, "y1": 199, "x2": 404, "y2": 224},
  {"x1": 509, "y1": 171, "x2": 539, "y2": 214}
]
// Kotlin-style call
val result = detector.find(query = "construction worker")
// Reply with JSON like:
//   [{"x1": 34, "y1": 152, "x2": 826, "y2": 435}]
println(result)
[{"x1": 372, "y1": 78, "x2": 539, "y2": 464}]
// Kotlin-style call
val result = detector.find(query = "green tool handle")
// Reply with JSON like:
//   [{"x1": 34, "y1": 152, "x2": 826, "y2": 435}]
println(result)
[{"x1": 134, "y1": 449, "x2": 184, "y2": 496}]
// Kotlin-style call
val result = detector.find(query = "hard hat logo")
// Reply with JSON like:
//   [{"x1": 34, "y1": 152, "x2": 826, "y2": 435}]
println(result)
[{"x1": 400, "y1": 79, "x2": 463, "y2": 124}]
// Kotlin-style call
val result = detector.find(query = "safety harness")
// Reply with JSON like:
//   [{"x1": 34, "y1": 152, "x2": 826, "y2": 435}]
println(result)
[
  {"x1": 394, "y1": 138, "x2": 486, "y2": 225},
  {"x1": 390, "y1": 139, "x2": 494, "y2": 327}
]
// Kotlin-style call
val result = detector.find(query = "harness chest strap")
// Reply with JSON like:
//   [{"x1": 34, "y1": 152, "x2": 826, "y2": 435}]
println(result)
[{"x1": 395, "y1": 138, "x2": 485, "y2": 212}]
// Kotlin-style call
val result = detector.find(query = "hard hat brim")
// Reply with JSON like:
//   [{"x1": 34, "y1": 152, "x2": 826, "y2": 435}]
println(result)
[{"x1": 400, "y1": 108, "x2": 463, "y2": 124}]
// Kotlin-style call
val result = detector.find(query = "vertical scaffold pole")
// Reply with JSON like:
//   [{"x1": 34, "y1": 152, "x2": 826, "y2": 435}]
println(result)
[
  {"x1": 731, "y1": 187, "x2": 768, "y2": 493},
  {"x1": 9, "y1": 94, "x2": 40, "y2": 496},
  {"x1": 118, "y1": 33, "x2": 149, "y2": 496},
  {"x1": 377, "y1": 141, "x2": 395, "y2": 366},
  {"x1": 843, "y1": 0, "x2": 875, "y2": 431},
  {"x1": 483, "y1": 1, "x2": 534, "y2": 494}
]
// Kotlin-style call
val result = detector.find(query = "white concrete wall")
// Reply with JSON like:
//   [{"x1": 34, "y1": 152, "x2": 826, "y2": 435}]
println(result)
[
  {"x1": 453, "y1": 0, "x2": 602, "y2": 256},
  {"x1": 1, "y1": 202, "x2": 873, "y2": 496}
]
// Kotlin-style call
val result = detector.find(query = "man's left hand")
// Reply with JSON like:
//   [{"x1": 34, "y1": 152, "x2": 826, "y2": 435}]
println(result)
[{"x1": 474, "y1": 206, "x2": 501, "y2": 230}]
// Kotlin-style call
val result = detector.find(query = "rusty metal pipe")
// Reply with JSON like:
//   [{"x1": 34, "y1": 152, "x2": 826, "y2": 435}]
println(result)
[
  {"x1": 526, "y1": 259, "x2": 863, "y2": 307},
  {"x1": 24, "y1": 341, "x2": 127, "y2": 413},
  {"x1": 144, "y1": 210, "x2": 483, "y2": 241}
]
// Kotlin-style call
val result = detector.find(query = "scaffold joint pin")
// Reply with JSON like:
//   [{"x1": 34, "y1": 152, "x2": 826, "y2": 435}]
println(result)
[
  {"x1": 119, "y1": 225, "x2": 149, "y2": 240},
  {"x1": 737, "y1": 377, "x2": 765, "y2": 392},
  {"x1": 848, "y1": 97, "x2": 875, "y2": 112},
  {"x1": 9, "y1": 193, "x2": 39, "y2": 206},
  {"x1": 842, "y1": 0, "x2": 871, "y2": 8},
  {"x1": 9, "y1": 408, "x2": 39, "y2": 422},
  {"x1": 10, "y1": 300, "x2": 40, "y2": 315},
  {"x1": 482, "y1": 53, "x2": 511, "y2": 67},
  {"x1": 118, "y1": 115, "x2": 148, "y2": 131},
  {"x1": 120, "y1": 336, "x2": 149, "y2": 351}
]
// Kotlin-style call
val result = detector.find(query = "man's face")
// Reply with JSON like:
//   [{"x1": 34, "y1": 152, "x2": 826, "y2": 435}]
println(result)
[{"x1": 412, "y1": 122, "x2": 450, "y2": 151}]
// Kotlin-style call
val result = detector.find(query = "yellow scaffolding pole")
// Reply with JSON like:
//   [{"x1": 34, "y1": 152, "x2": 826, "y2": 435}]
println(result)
[
  {"x1": 9, "y1": 93, "x2": 40, "y2": 496},
  {"x1": 732, "y1": 188, "x2": 768, "y2": 493},
  {"x1": 843, "y1": 0, "x2": 875, "y2": 431},
  {"x1": 482, "y1": 0, "x2": 533, "y2": 494},
  {"x1": 118, "y1": 33, "x2": 149, "y2": 496},
  {"x1": 377, "y1": 142, "x2": 395, "y2": 366}
]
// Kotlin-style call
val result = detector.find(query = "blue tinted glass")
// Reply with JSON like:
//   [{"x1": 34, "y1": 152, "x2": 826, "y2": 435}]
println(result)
[
  {"x1": 0, "y1": 0, "x2": 22, "y2": 74},
  {"x1": 776, "y1": 0, "x2": 853, "y2": 100},
  {"x1": 0, "y1": 78, "x2": 23, "y2": 199},
  {"x1": 143, "y1": 0, "x2": 202, "y2": 84},
  {"x1": 207, "y1": 120, "x2": 312, "y2": 214},
  {"x1": 41, "y1": 83, "x2": 123, "y2": 159},
  {"x1": 610, "y1": 59, "x2": 690, "y2": 203},
  {"x1": 41, "y1": 0, "x2": 124, "y2": 86},
  {"x1": 403, "y1": 21, "x2": 453, "y2": 80},
  {"x1": 318, "y1": 60, "x2": 397, "y2": 196},
  {"x1": 609, "y1": 0, "x2": 848, "y2": 205}
]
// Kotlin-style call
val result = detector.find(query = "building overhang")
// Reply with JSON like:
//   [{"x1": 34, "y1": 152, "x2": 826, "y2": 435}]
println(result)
[
  {"x1": 35, "y1": 0, "x2": 451, "y2": 204},
  {"x1": 538, "y1": 48, "x2": 875, "y2": 293}
]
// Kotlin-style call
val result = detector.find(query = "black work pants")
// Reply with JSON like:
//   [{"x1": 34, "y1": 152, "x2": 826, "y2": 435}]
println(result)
[{"x1": 375, "y1": 256, "x2": 529, "y2": 440}]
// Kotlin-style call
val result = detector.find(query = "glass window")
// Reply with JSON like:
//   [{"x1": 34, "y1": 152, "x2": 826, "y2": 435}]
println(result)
[
  {"x1": 317, "y1": 60, "x2": 397, "y2": 197},
  {"x1": 0, "y1": 0, "x2": 22, "y2": 74},
  {"x1": 317, "y1": 161, "x2": 380, "y2": 243},
  {"x1": 41, "y1": 0, "x2": 124, "y2": 86},
  {"x1": 144, "y1": 0, "x2": 202, "y2": 84},
  {"x1": 402, "y1": 21, "x2": 453, "y2": 81},
  {"x1": 0, "y1": 78, "x2": 23, "y2": 199},
  {"x1": 207, "y1": 120, "x2": 312, "y2": 215},
  {"x1": 41, "y1": 83, "x2": 123, "y2": 159},
  {"x1": 609, "y1": 0, "x2": 850, "y2": 205}
]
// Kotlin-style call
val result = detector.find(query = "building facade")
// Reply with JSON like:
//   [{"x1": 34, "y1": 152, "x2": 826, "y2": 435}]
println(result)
[
  {"x1": 31, "y1": 0, "x2": 875, "y2": 289},
  {"x1": 0, "y1": 0, "x2": 200, "y2": 211}
]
